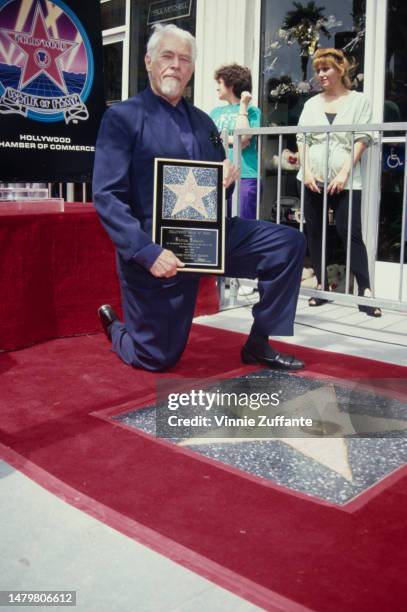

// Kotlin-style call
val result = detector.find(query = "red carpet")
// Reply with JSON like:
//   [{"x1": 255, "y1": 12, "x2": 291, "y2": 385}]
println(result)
[
  {"x1": 0, "y1": 202, "x2": 218, "y2": 351},
  {"x1": 1, "y1": 325, "x2": 406, "y2": 611}
]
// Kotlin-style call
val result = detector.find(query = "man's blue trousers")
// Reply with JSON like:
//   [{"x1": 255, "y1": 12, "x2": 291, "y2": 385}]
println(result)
[{"x1": 110, "y1": 217, "x2": 306, "y2": 371}]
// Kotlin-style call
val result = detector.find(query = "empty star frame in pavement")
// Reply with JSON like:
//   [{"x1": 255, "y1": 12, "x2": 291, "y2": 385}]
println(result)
[{"x1": 153, "y1": 158, "x2": 225, "y2": 273}]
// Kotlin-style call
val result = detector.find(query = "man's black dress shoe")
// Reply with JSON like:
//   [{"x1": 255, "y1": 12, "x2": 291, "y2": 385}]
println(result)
[
  {"x1": 241, "y1": 345, "x2": 304, "y2": 371},
  {"x1": 98, "y1": 304, "x2": 119, "y2": 340}
]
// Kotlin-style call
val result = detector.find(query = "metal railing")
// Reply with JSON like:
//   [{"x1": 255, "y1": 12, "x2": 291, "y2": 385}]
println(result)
[
  {"x1": 225, "y1": 122, "x2": 407, "y2": 313},
  {"x1": 9, "y1": 123, "x2": 405, "y2": 314},
  {"x1": 55, "y1": 182, "x2": 91, "y2": 202}
]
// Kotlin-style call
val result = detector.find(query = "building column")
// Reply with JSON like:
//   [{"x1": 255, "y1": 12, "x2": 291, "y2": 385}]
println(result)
[{"x1": 194, "y1": 0, "x2": 261, "y2": 114}]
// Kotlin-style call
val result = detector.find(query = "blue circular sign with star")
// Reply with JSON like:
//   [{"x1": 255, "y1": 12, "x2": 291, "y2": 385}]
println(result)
[{"x1": 0, "y1": 0, "x2": 94, "y2": 123}]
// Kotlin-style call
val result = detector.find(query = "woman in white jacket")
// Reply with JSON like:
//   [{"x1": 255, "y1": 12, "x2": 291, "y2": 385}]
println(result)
[{"x1": 297, "y1": 48, "x2": 381, "y2": 316}]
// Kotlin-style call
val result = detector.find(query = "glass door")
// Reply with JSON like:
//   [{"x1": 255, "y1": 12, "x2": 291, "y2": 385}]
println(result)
[{"x1": 374, "y1": 0, "x2": 407, "y2": 299}]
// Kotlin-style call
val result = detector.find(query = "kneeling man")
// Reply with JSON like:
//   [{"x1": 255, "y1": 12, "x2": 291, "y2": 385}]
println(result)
[{"x1": 92, "y1": 24, "x2": 306, "y2": 372}]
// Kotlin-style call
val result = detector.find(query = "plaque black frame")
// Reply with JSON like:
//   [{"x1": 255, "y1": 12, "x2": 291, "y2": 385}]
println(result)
[{"x1": 153, "y1": 158, "x2": 225, "y2": 273}]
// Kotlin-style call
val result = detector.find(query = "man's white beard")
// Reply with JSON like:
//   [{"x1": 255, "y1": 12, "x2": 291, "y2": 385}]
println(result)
[{"x1": 161, "y1": 77, "x2": 181, "y2": 98}]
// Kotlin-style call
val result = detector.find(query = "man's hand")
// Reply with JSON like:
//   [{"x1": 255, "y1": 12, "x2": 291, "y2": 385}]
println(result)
[
  {"x1": 223, "y1": 158, "x2": 239, "y2": 189},
  {"x1": 149, "y1": 249, "x2": 185, "y2": 278},
  {"x1": 327, "y1": 169, "x2": 349, "y2": 195}
]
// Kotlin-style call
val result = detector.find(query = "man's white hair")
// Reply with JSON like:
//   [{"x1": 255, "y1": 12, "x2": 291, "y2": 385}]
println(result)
[{"x1": 146, "y1": 24, "x2": 197, "y2": 62}]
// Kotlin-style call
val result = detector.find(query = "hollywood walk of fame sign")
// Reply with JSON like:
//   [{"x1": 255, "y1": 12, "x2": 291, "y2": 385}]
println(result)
[
  {"x1": 0, "y1": 0, "x2": 105, "y2": 181},
  {"x1": 153, "y1": 158, "x2": 225, "y2": 273}
]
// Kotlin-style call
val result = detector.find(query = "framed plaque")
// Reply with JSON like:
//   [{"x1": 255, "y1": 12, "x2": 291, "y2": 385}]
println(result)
[{"x1": 153, "y1": 158, "x2": 225, "y2": 273}]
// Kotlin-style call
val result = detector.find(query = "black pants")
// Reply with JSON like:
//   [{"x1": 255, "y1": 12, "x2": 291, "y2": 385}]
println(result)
[{"x1": 303, "y1": 186, "x2": 371, "y2": 291}]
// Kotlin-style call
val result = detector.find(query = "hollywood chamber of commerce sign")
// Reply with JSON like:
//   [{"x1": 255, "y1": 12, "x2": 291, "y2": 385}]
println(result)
[{"x1": 0, "y1": 0, "x2": 105, "y2": 181}]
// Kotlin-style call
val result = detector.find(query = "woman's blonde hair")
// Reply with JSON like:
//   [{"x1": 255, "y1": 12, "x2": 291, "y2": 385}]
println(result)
[{"x1": 313, "y1": 48, "x2": 355, "y2": 89}]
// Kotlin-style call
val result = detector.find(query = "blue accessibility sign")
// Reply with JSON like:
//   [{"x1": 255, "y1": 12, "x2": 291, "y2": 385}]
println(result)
[{"x1": 383, "y1": 144, "x2": 405, "y2": 172}]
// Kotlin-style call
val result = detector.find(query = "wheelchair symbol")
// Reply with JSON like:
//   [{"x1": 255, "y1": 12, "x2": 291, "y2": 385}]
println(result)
[{"x1": 387, "y1": 147, "x2": 404, "y2": 169}]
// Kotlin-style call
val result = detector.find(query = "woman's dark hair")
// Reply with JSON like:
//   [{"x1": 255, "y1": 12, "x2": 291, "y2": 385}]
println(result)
[{"x1": 214, "y1": 63, "x2": 252, "y2": 98}]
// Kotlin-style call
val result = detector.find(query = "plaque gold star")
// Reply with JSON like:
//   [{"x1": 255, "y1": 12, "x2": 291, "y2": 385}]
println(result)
[{"x1": 166, "y1": 169, "x2": 215, "y2": 219}]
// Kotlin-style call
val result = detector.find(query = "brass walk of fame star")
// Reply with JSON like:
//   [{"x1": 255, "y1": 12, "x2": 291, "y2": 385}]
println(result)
[
  {"x1": 5, "y1": 2, "x2": 77, "y2": 93},
  {"x1": 166, "y1": 168, "x2": 215, "y2": 219},
  {"x1": 177, "y1": 385, "x2": 407, "y2": 482}
]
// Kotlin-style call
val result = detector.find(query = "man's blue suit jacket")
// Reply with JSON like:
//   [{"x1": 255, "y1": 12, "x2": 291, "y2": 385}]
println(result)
[{"x1": 93, "y1": 86, "x2": 227, "y2": 275}]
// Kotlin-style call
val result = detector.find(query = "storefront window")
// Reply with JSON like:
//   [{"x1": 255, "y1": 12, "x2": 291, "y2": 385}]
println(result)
[
  {"x1": 260, "y1": 0, "x2": 366, "y2": 127},
  {"x1": 103, "y1": 42, "x2": 123, "y2": 105},
  {"x1": 101, "y1": 0, "x2": 126, "y2": 31}
]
